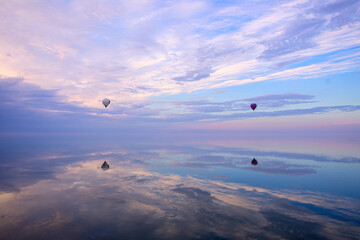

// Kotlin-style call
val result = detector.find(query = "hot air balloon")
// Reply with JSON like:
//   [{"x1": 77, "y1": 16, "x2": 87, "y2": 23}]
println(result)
[
  {"x1": 250, "y1": 103, "x2": 257, "y2": 111},
  {"x1": 251, "y1": 158, "x2": 258, "y2": 165},
  {"x1": 101, "y1": 161, "x2": 110, "y2": 170},
  {"x1": 102, "y1": 98, "x2": 110, "y2": 108}
]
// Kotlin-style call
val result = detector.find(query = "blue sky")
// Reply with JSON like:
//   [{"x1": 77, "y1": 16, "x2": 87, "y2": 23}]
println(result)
[{"x1": 0, "y1": 0, "x2": 359, "y2": 137}]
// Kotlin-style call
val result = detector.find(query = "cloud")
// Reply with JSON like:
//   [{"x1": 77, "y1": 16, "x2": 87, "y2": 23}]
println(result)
[
  {"x1": 1, "y1": 77, "x2": 359, "y2": 132},
  {"x1": 259, "y1": 18, "x2": 325, "y2": 59},
  {"x1": 0, "y1": 76, "x2": 24, "y2": 87},
  {"x1": 256, "y1": 0, "x2": 360, "y2": 59},
  {"x1": 165, "y1": 93, "x2": 317, "y2": 115},
  {"x1": 0, "y1": 0, "x2": 359, "y2": 107},
  {"x1": 242, "y1": 93, "x2": 314, "y2": 102},
  {"x1": 317, "y1": 0, "x2": 359, "y2": 15},
  {"x1": 159, "y1": 104, "x2": 360, "y2": 122},
  {"x1": 256, "y1": 0, "x2": 360, "y2": 60},
  {"x1": 0, "y1": 78, "x2": 103, "y2": 131},
  {"x1": 173, "y1": 68, "x2": 213, "y2": 82},
  {"x1": 0, "y1": 1, "x2": 358, "y2": 138}
]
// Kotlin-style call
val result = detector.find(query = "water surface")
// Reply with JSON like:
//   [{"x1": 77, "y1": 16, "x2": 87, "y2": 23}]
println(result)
[{"x1": 0, "y1": 135, "x2": 359, "y2": 239}]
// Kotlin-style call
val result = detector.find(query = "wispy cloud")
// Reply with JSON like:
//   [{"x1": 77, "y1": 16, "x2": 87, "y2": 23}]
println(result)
[
  {"x1": 171, "y1": 93, "x2": 317, "y2": 113},
  {"x1": 152, "y1": 104, "x2": 360, "y2": 122},
  {"x1": 0, "y1": 0, "x2": 359, "y2": 108},
  {"x1": 1, "y1": 79, "x2": 359, "y2": 125}
]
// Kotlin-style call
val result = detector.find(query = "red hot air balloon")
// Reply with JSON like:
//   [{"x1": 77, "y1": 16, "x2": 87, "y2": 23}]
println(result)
[
  {"x1": 250, "y1": 103, "x2": 257, "y2": 111},
  {"x1": 251, "y1": 158, "x2": 258, "y2": 165}
]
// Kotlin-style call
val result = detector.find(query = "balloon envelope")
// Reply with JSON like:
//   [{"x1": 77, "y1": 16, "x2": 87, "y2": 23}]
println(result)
[
  {"x1": 102, "y1": 98, "x2": 110, "y2": 108},
  {"x1": 250, "y1": 103, "x2": 257, "y2": 111},
  {"x1": 101, "y1": 161, "x2": 110, "y2": 170},
  {"x1": 251, "y1": 158, "x2": 258, "y2": 165}
]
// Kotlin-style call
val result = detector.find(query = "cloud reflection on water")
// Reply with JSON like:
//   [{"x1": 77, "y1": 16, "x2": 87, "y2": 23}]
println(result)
[
  {"x1": 0, "y1": 154, "x2": 360, "y2": 239},
  {"x1": 1, "y1": 142, "x2": 360, "y2": 239},
  {"x1": 1, "y1": 144, "x2": 360, "y2": 194}
]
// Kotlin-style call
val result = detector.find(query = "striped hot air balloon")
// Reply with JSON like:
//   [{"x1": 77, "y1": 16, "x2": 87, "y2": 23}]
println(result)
[{"x1": 250, "y1": 103, "x2": 257, "y2": 111}]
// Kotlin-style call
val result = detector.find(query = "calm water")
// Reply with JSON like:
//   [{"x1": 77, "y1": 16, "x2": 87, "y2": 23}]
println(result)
[{"x1": 1, "y1": 135, "x2": 360, "y2": 240}]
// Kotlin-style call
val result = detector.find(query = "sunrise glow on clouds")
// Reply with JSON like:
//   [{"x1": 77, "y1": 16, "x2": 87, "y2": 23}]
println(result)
[{"x1": 0, "y1": 0, "x2": 359, "y2": 134}]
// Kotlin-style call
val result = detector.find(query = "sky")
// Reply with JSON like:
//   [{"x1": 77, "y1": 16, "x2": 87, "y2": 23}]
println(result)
[{"x1": 0, "y1": 0, "x2": 360, "y2": 138}]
